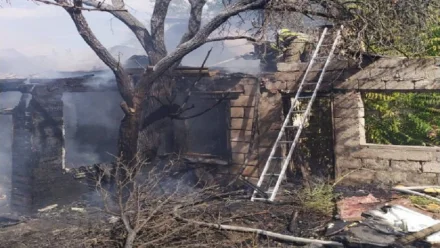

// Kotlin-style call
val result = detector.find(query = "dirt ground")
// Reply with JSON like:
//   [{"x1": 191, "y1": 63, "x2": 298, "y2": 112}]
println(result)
[{"x1": 0, "y1": 183, "x2": 333, "y2": 248}]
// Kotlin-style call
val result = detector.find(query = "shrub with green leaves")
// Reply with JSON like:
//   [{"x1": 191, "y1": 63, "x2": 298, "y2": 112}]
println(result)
[{"x1": 363, "y1": 92, "x2": 440, "y2": 146}]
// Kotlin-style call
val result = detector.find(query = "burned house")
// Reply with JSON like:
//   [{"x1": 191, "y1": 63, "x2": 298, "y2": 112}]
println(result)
[{"x1": 2, "y1": 32, "x2": 440, "y2": 213}]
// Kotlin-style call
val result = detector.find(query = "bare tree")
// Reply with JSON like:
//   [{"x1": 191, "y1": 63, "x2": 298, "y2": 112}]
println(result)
[
  {"x1": 33, "y1": 0, "x2": 267, "y2": 166},
  {"x1": 31, "y1": 0, "x2": 438, "y2": 166}
]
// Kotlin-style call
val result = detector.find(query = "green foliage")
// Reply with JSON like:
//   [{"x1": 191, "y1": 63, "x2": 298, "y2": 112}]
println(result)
[
  {"x1": 425, "y1": 25, "x2": 440, "y2": 56},
  {"x1": 363, "y1": 92, "x2": 440, "y2": 146},
  {"x1": 297, "y1": 183, "x2": 337, "y2": 216}
]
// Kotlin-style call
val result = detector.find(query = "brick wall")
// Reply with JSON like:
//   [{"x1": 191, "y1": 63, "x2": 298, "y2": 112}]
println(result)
[{"x1": 226, "y1": 78, "x2": 261, "y2": 177}]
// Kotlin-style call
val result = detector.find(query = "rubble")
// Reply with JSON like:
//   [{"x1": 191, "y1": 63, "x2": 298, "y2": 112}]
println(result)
[
  {"x1": 336, "y1": 194, "x2": 381, "y2": 221},
  {"x1": 327, "y1": 185, "x2": 440, "y2": 247}
]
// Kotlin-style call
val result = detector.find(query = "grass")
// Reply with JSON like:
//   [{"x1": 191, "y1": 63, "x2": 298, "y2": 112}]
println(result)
[
  {"x1": 409, "y1": 195, "x2": 438, "y2": 206},
  {"x1": 297, "y1": 183, "x2": 338, "y2": 216}
]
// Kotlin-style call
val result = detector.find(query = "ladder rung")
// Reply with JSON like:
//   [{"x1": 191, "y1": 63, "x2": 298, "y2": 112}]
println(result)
[
  {"x1": 303, "y1": 83, "x2": 318, "y2": 85},
  {"x1": 270, "y1": 157, "x2": 284, "y2": 160},
  {"x1": 297, "y1": 96, "x2": 312, "y2": 99},
  {"x1": 315, "y1": 56, "x2": 328, "y2": 60},
  {"x1": 278, "y1": 141, "x2": 293, "y2": 144},
  {"x1": 264, "y1": 174, "x2": 280, "y2": 177},
  {"x1": 252, "y1": 197, "x2": 270, "y2": 201},
  {"x1": 285, "y1": 125, "x2": 299, "y2": 128}
]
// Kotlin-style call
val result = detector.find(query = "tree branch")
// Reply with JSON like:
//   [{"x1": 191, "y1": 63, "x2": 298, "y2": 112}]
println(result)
[
  {"x1": 34, "y1": 0, "x2": 123, "y2": 11},
  {"x1": 82, "y1": 0, "x2": 156, "y2": 60},
  {"x1": 173, "y1": 205, "x2": 344, "y2": 247},
  {"x1": 141, "y1": 0, "x2": 268, "y2": 93},
  {"x1": 170, "y1": 0, "x2": 207, "y2": 69},
  {"x1": 172, "y1": 93, "x2": 230, "y2": 120},
  {"x1": 266, "y1": 4, "x2": 334, "y2": 20},
  {"x1": 58, "y1": 0, "x2": 134, "y2": 103},
  {"x1": 179, "y1": 0, "x2": 207, "y2": 45},
  {"x1": 177, "y1": 48, "x2": 213, "y2": 113},
  {"x1": 150, "y1": 0, "x2": 172, "y2": 63},
  {"x1": 205, "y1": 35, "x2": 257, "y2": 43}
]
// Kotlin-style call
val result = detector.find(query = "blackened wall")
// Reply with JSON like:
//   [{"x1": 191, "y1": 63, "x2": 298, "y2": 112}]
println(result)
[{"x1": 63, "y1": 92, "x2": 123, "y2": 167}]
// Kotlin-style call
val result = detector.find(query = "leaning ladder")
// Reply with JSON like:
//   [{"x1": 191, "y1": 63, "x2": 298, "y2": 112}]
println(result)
[{"x1": 251, "y1": 26, "x2": 343, "y2": 202}]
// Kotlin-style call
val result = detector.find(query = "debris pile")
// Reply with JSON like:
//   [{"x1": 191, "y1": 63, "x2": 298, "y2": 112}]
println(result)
[
  {"x1": 326, "y1": 185, "x2": 440, "y2": 247},
  {"x1": 4, "y1": 172, "x2": 440, "y2": 248}
]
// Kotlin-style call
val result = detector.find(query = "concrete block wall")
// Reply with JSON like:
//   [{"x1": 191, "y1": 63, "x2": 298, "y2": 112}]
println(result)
[
  {"x1": 333, "y1": 57, "x2": 440, "y2": 91},
  {"x1": 334, "y1": 92, "x2": 440, "y2": 186},
  {"x1": 267, "y1": 58, "x2": 440, "y2": 93},
  {"x1": 332, "y1": 57, "x2": 440, "y2": 186}
]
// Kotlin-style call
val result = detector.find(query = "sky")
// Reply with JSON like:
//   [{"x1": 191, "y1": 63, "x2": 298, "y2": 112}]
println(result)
[
  {"x1": 0, "y1": 0, "x2": 156, "y2": 56},
  {"x1": 0, "y1": 0, "x2": 256, "y2": 73}
]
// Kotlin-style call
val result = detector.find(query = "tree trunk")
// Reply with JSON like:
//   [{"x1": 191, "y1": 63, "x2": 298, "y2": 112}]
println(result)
[
  {"x1": 117, "y1": 75, "x2": 175, "y2": 166},
  {"x1": 118, "y1": 107, "x2": 142, "y2": 166},
  {"x1": 118, "y1": 92, "x2": 143, "y2": 166}
]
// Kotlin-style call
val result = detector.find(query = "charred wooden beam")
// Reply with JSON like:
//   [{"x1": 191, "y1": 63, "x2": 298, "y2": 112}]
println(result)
[
  {"x1": 0, "y1": 69, "x2": 251, "y2": 94},
  {"x1": 181, "y1": 153, "x2": 229, "y2": 166},
  {"x1": 0, "y1": 75, "x2": 118, "y2": 93},
  {"x1": 140, "y1": 66, "x2": 213, "y2": 77},
  {"x1": 192, "y1": 90, "x2": 243, "y2": 99},
  {"x1": 0, "y1": 108, "x2": 13, "y2": 115}
]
